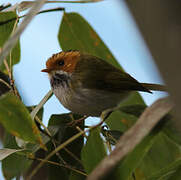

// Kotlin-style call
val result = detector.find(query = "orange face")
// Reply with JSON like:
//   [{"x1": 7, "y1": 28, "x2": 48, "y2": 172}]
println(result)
[{"x1": 41, "y1": 51, "x2": 81, "y2": 73}]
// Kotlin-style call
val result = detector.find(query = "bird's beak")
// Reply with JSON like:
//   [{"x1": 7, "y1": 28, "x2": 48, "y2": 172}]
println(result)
[{"x1": 41, "y1": 68, "x2": 51, "y2": 73}]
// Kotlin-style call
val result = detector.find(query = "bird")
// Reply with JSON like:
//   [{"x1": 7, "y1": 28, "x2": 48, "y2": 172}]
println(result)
[{"x1": 41, "y1": 50, "x2": 166, "y2": 117}]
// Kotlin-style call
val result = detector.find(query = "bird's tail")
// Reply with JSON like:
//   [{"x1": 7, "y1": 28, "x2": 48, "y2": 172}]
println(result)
[{"x1": 141, "y1": 83, "x2": 167, "y2": 92}]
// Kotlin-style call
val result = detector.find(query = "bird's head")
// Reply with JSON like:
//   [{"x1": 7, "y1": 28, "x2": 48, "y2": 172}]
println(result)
[{"x1": 41, "y1": 50, "x2": 81, "y2": 76}]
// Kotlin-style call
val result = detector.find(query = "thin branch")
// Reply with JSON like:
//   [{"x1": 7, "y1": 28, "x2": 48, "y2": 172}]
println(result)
[
  {"x1": 45, "y1": 0, "x2": 103, "y2": 3},
  {"x1": 64, "y1": 147, "x2": 83, "y2": 166},
  {"x1": 0, "y1": 4, "x2": 11, "y2": 11},
  {"x1": 87, "y1": 97, "x2": 174, "y2": 180},
  {"x1": 0, "y1": 78, "x2": 11, "y2": 89},
  {"x1": 35, "y1": 115, "x2": 68, "y2": 165},
  {"x1": 30, "y1": 90, "x2": 52, "y2": 120},
  {"x1": 26, "y1": 124, "x2": 99, "y2": 180},
  {"x1": 16, "y1": 0, "x2": 102, "y2": 12},
  {"x1": 19, "y1": 7, "x2": 65, "y2": 19},
  {"x1": 0, "y1": 0, "x2": 47, "y2": 66},
  {"x1": 26, "y1": 130, "x2": 86, "y2": 180},
  {"x1": 28, "y1": 156, "x2": 87, "y2": 176}
]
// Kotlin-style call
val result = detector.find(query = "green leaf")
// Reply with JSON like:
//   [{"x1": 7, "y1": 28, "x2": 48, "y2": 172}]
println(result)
[
  {"x1": 0, "y1": 148, "x2": 25, "y2": 160},
  {"x1": 162, "y1": 115, "x2": 181, "y2": 146},
  {"x1": 147, "y1": 159, "x2": 181, "y2": 180},
  {"x1": 167, "y1": 166, "x2": 181, "y2": 180},
  {"x1": 0, "y1": 11, "x2": 21, "y2": 72},
  {"x1": 0, "y1": 92, "x2": 42, "y2": 144},
  {"x1": 119, "y1": 104, "x2": 146, "y2": 117},
  {"x1": 58, "y1": 12, "x2": 120, "y2": 68},
  {"x1": 137, "y1": 132, "x2": 181, "y2": 180},
  {"x1": 2, "y1": 132, "x2": 32, "y2": 180},
  {"x1": 47, "y1": 113, "x2": 85, "y2": 180},
  {"x1": 115, "y1": 132, "x2": 158, "y2": 180},
  {"x1": 81, "y1": 128, "x2": 107, "y2": 174}
]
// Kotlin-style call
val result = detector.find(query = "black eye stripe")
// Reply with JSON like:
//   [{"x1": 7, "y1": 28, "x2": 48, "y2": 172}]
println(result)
[{"x1": 57, "y1": 60, "x2": 64, "y2": 66}]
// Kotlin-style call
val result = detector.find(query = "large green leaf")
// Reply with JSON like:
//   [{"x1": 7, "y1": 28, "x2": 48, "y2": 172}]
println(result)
[
  {"x1": 147, "y1": 159, "x2": 181, "y2": 180},
  {"x1": 115, "y1": 132, "x2": 158, "y2": 180},
  {"x1": 0, "y1": 11, "x2": 20, "y2": 72},
  {"x1": 58, "y1": 12, "x2": 120, "y2": 68},
  {"x1": 81, "y1": 128, "x2": 107, "y2": 174},
  {"x1": 137, "y1": 132, "x2": 181, "y2": 180},
  {"x1": 0, "y1": 92, "x2": 42, "y2": 144}
]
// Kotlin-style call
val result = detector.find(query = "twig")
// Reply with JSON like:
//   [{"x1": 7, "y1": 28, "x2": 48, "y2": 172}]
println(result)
[
  {"x1": 26, "y1": 123, "x2": 99, "y2": 180},
  {"x1": 19, "y1": 7, "x2": 65, "y2": 19},
  {"x1": 64, "y1": 147, "x2": 83, "y2": 166},
  {"x1": 0, "y1": 78, "x2": 11, "y2": 89},
  {"x1": 26, "y1": 130, "x2": 86, "y2": 180},
  {"x1": 76, "y1": 126, "x2": 88, "y2": 138},
  {"x1": 35, "y1": 115, "x2": 67, "y2": 165},
  {"x1": 0, "y1": 4, "x2": 11, "y2": 11},
  {"x1": 21, "y1": 0, "x2": 103, "y2": 5},
  {"x1": 0, "y1": 0, "x2": 47, "y2": 66},
  {"x1": 46, "y1": 0, "x2": 103, "y2": 3},
  {"x1": 30, "y1": 90, "x2": 52, "y2": 120},
  {"x1": 34, "y1": 116, "x2": 51, "y2": 137},
  {"x1": 9, "y1": 17, "x2": 19, "y2": 78},
  {"x1": 28, "y1": 156, "x2": 87, "y2": 176},
  {"x1": 87, "y1": 97, "x2": 174, "y2": 180}
]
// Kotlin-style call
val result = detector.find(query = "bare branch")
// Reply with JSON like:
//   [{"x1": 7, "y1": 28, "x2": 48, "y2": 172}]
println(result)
[
  {"x1": 0, "y1": 0, "x2": 47, "y2": 66},
  {"x1": 30, "y1": 90, "x2": 52, "y2": 120},
  {"x1": 87, "y1": 97, "x2": 174, "y2": 180}
]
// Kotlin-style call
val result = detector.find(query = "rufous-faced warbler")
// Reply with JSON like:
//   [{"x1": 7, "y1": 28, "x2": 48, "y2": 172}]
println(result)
[{"x1": 42, "y1": 50, "x2": 165, "y2": 117}]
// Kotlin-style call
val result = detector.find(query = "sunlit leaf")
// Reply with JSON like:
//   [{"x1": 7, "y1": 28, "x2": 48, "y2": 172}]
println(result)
[
  {"x1": 0, "y1": 148, "x2": 24, "y2": 161},
  {"x1": 0, "y1": 92, "x2": 42, "y2": 144},
  {"x1": 59, "y1": 12, "x2": 120, "y2": 68}
]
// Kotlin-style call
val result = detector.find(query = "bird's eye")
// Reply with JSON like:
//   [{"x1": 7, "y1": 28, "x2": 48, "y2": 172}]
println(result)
[{"x1": 57, "y1": 60, "x2": 64, "y2": 66}]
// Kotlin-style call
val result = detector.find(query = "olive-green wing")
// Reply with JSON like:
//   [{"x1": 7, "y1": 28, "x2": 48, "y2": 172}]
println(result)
[{"x1": 73, "y1": 55, "x2": 150, "y2": 93}]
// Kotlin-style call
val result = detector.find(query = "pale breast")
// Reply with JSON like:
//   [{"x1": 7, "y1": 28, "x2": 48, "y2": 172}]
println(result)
[
  {"x1": 50, "y1": 71, "x2": 130, "y2": 116},
  {"x1": 53, "y1": 85, "x2": 130, "y2": 117}
]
